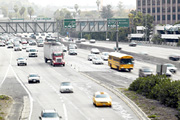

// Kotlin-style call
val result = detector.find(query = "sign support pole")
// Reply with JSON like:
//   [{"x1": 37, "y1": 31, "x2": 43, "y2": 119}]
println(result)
[{"x1": 116, "y1": 21, "x2": 119, "y2": 52}]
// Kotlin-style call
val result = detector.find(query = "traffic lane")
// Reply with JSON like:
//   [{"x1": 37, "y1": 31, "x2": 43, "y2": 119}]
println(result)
[
  {"x1": 51, "y1": 65, "x2": 139, "y2": 120},
  {"x1": 0, "y1": 47, "x2": 12, "y2": 85},
  {"x1": 25, "y1": 49, "x2": 139, "y2": 120},
  {"x1": 66, "y1": 48, "x2": 180, "y2": 87},
  {"x1": 81, "y1": 41, "x2": 180, "y2": 62}
]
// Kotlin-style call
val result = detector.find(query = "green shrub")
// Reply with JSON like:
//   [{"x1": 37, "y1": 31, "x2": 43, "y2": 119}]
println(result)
[
  {"x1": 0, "y1": 95, "x2": 9, "y2": 100},
  {"x1": 129, "y1": 75, "x2": 180, "y2": 109}
]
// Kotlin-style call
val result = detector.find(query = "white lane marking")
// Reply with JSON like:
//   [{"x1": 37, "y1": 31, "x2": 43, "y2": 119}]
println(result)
[
  {"x1": 0, "y1": 51, "x2": 12, "y2": 87},
  {"x1": 63, "y1": 103, "x2": 68, "y2": 120},
  {"x1": 11, "y1": 65, "x2": 33, "y2": 120},
  {"x1": 0, "y1": 65, "x2": 10, "y2": 87}
]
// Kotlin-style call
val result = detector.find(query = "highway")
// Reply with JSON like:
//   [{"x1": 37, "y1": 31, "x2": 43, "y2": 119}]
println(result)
[
  {"x1": 0, "y1": 45, "x2": 142, "y2": 120},
  {"x1": 81, "y1": 40, "x2": 180, "y2": 62},
  {"x1": 1, "y1": 39, "x2": 179, "y2": 120}
]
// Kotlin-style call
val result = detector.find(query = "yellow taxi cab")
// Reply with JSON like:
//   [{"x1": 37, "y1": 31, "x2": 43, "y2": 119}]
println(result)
[{"x1": 93, "y1": 92, "x2": 112, "y2": 107}]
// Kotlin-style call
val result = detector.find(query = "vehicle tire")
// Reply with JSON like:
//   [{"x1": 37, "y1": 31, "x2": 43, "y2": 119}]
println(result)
[
  {"x1": 17, "y1": 64, "x2": 19, "y2": 66},
  {"x1": 44, "y1": 58, "x2": 47, "y2": 63},
  {"x1": 63, "y1": 64, "x2": 65, "y2": 66},
  {"x1": 110, "y1": 64, "x2": 112, "y2": 69},
  {"x1": 28, "y1": 81, "x2": 31, "y2": 84},
  {"x1": 129, "y1": 69, "x2": 131, "y2": 72}
]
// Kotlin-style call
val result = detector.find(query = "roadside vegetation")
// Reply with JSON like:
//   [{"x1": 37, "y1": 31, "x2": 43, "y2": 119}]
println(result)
[
  {"x1": 0, "y1": 95, "x2": 12, "y2": 120},
  {"x1": 122, "y1": 75, "x2": 180, "y2": 119}
]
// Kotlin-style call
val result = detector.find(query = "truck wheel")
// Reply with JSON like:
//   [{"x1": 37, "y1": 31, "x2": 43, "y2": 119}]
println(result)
[{"x1": 63, "y1": 64, "x2": 65, "y2": 66}]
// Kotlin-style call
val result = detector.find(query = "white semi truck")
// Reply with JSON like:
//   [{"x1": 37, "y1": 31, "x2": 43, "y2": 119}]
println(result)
[{"x1": 44, "y1": 41, "x2": 65, "y2": 66}]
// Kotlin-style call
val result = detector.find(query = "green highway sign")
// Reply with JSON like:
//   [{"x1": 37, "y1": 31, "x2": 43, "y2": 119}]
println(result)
[
  {"x1": 11, "y1": 18, "x2": 24, "y2": 20},
  {"x1": 36, "y1": 18, "x2": 51, "y2": 20},
  {"x1": 64, "y1": 19, "x2": 76, "y2": 28},
  {"x1": 107, "y1": 18, "x2": 129, "y2": 27}
]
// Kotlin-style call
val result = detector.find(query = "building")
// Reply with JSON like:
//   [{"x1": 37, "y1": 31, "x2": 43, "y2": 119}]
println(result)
[{"x1": 137, "y1": 0, "x2": 180, "y2": 25}]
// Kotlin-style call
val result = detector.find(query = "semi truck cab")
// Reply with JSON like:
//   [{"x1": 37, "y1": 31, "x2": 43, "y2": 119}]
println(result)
[{"x1": 51, "y1": 52, "x2": 65, "y2": 66}]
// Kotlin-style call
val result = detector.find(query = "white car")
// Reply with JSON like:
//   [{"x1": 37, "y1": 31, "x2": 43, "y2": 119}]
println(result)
[
  {"x1": 68, "y1": 49, "x2": 77, "y2": 55},
  {"x1": 92, "y1": 57, "x2": 104, "y2": 64},
  {"x1": 39, "y1": 109, "x2": 62, "y2": 120},
  {"x1": 28, "y1": 73, "x2": 40, "y2": 83},
  {"x1": 22, "y1": 44, "x2": 28, "y2": 49},
  {"x1": 91, "y1": 48, "x2": 100, "y2": 54},
  {"x1": 29, "y1": 48, "x2": 38, "y2": 57},
  {"x1": 164, "y1": 63, "x2": 177, "y2": 74},
  {"x1": 101, "y1": 52, "x2": 109, "y2": 61},
  {"x1": 60, "y1": 82, "x2": 73, "y2": 93},
  {"x1": 7, "y1": 43, "x2": 13, "y2": 48},
  {"x1": 17, "y1": 57, "x2": 27, "y2": 66},
  {"x1": 87, "y1": 54, "x2": 96, "y2": 61},
  {"x1": 14, "y1": 44, "x2": 22, "y2": 51},
  {"x1": 89, "y1": 39, "x2": 96, "y2": 43},
  {"x1": 80, "y1": 38, "x2": 86, "y2": 42}
]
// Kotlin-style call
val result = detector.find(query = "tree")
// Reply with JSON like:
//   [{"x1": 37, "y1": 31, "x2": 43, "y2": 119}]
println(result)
[
  {"x1": 143, "y1": 14, "x2": 154, "y2": 41},
  {"x1": 19, "y1": 7, "x2": 26, "y2": 18},
  {"x1": 54, "y1": 8, "x2": 73, "y2": 20},
  {"x1": 101, "y1": 5, "x2": 114, "y2": 19},
  {"x1": 74, "y1": 4, "x2": 79, "y2": 17},
  {"x1": 13, "y1": 5, "x2": 19, "y2": 18},
  {"x1": 1, "y1": 6, "x2": 8, "y2": 17},
  {"x1": 133, "y1": 12, "x2": 144, "y2": 27},
  {"x1": 96, "y1": 0, "x2": 100, "y2": 12},
  {"x1": 27, "y1": 7, "x2": 34, "y2": 19},
  {"x1": 117, "y1": 1, "x2": 124, "y2": 17}
]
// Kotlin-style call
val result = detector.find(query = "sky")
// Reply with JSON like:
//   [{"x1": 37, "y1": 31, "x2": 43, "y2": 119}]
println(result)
[{"x1": 28, "y1": 0, "x2": 136, "y2": 8}]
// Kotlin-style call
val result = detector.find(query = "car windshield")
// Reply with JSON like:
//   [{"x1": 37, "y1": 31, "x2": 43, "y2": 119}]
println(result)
[
  {"x1": 143, "y1": 68, "x2": 152, "y2": 72},
  {"x1": 96, "y1": 94, "x2": 109, "y2": 98},
  {"x1": 61, "y1": 82, "x2": 71, "y2": 86},
  {"x1": 54, "y1": 53, "x2": 62, "y2": 56},
  {"x1": 42, "y1": 113, "x2": 58, "y2": 118},
  {"x1": 18, "y1": 58, "x2": 24, "y2": 60},
  {"x1": 120, "y1": 59, "x2": 133, "y2": 64},
  {"x1": 166, "y1": 64, "x2": 174, "y2": 67},
  {"x1": 29, "y1": 49, "x2": 36, "y2": 52},
  {"x1": 29, "y1": 74, "x2": 38, "y2": 77},
  {"x1": 103, "y1": 53, "x2": 109, "y2": 56}
]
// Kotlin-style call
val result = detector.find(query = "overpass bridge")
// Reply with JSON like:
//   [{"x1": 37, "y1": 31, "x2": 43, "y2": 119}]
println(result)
[{"x1": 0, "y1": 20, "x2": 57, "y2": 33}]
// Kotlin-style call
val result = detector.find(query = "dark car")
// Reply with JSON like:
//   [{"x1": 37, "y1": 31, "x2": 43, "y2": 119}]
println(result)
[
  {"x1": 169, "y1": 54, "x2": 180, "y2": 61},
  {"x1": 129, "y1": 42, "x2": 137, "y2": 47}
]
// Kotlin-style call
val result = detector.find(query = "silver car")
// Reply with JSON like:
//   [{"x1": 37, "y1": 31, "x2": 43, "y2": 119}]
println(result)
[
  {"x1": 101, "y1": 52, "x2": 109, "y2": 61},
  {"x1": 91, "y1": 48, "x2": 100, "y2": 54},
  {"x1": 60, "y1": 82, "x2": 73, "y2": 93},
  {"x1": 39, "y1": 109, "x2": 62, "y2": 120},
  {"x1": 92, "y1": 57, "x2": 104, "y2": 64},
  {"x1": 139, "y1": 67, "x2": 153, "y2": 77},
  {"x1": 87, "y1": 54, "x2": 96, "y2": 61}
]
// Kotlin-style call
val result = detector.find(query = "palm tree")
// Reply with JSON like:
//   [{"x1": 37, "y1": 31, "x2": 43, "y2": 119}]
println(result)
[
  {"x1": 96, "y1": 0, "x2": 101, "y2": 18},
  {"x1": 74, "y1": 4, "x2": 79, "y2": 16},
  {"x1": 13, "y1": 5, "x2": 19, "y2": 18},
  {"x1": 96, "y1": 0, "x2": 100, "y2": 12},
  {"x1": 19, "y1": 7, "x2": 26, "y2": 19},
  {"x1": 28, "y1": 7, "x2": 34, "y2": 19}
]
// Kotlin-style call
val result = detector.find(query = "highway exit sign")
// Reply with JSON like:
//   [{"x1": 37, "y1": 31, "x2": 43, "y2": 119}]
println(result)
[
  {"x1": 107, "y1": 18, "x2": 129, "y2": 27},
  {"x1": 64, "y1": 19, "x2": 76, "y2": 28}
]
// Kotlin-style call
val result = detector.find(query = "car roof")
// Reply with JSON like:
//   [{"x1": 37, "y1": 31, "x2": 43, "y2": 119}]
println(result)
[
  {"x1": 29, "y1": 73, "x2": 38, "y2": 75},
  {"x1": 94, "y1": 91, "x2": 108, "y2": 96},
  {"x1": 42, "y1": 109, "x2": 56, "y2": 113}
]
